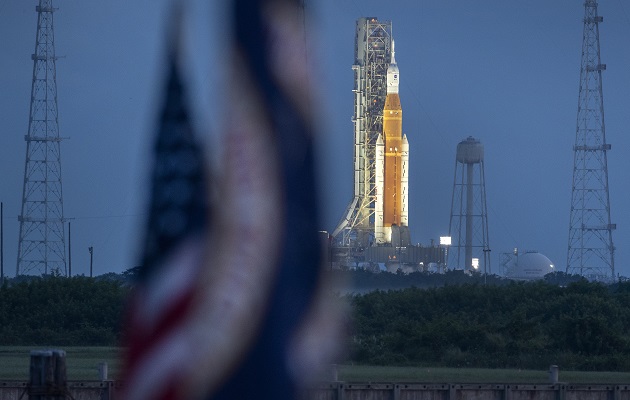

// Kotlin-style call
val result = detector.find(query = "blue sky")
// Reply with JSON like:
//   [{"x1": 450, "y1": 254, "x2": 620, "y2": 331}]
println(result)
[{"x1": 1, "y1": 0, "x2": 630, "y2": 277}]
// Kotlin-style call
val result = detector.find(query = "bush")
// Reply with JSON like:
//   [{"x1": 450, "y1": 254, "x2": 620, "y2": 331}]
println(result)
[
  {"x1": 346, "y1": 279, "x2": 630, "y2": 371},
  {"x1": 0, "y1": 275, "x2": 129, "y2": 346}
]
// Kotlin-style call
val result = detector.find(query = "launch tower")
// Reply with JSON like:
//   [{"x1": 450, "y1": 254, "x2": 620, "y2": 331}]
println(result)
[
  {"x1": 447, "y1": 137, "x2": 490, "y2": 273},
  {"x1": 17, "y1": 0, "x2": 67, "y2": 276},
  {"x1": 566, "y1": 0, "x2": 615, "y2": 280},
  {"x1": 333, "y1": 17, "x2": 393, "y2": 247}
]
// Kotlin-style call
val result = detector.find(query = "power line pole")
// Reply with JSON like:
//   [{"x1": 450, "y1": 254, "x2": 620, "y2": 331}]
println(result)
[
  {"x1": 68, "y1": 221, "x2": 71, "y2": 277},
  {"x1": 1, "y1": 202, "x2": 4, "y2": 284},
  {"x1": 17, "y1": 0, "x2": 67, "y2": 276},
  {"x1": 89, "y1": 246, "x2": 93, "y2": 278},
  {"x1": 567, "y1": 0, "x2": 615, "y2": 280}
]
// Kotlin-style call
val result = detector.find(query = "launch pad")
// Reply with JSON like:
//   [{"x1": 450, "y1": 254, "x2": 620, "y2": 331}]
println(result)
[
  {"x1": 330, "y1": 17, "x2": 444, "y2": 271},
  {"x1": 328, "y1": 243, "x2": 446, "y2": 273}
]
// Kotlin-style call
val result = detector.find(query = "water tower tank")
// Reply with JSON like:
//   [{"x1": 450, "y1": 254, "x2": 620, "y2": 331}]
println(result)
[{"x1": 456, "y1": 136, "x2": 484, "y2": 164}]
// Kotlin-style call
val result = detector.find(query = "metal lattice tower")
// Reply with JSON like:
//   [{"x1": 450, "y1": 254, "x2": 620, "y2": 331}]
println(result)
[
  {"x1": 333, "y1": 17, "x2": 392, "y2": 246},
  {"x1": 447, "y1": 137, "x2": 490, "y2": 273},
  {"x1": 17, "y1": 0, "x2": 67, "y2": 276},
  {"x1": 566, "y1": 0, "x2": 615, "y2": 280}
]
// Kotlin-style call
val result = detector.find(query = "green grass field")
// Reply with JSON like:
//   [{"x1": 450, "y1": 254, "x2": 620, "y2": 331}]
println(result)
[
  {"x1": 1, "y1": 347, "x2": 629, "y2": 383},
  {"x1": 0, "y1": 346, "x2": 122, "y2": 380}
]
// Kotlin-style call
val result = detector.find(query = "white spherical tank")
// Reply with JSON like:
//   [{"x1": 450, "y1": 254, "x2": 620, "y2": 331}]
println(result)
[{"x1": 506, "y1": 251, "x2": 555, "y2": 280}]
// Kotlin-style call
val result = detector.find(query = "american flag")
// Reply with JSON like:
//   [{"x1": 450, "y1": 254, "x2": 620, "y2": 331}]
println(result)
[
  {"x1": 121, "y1": 9, "x2": 211, "y2": 398},
  {"x1": 122, "y1": 0, "x2": 339, "y2": 398}
]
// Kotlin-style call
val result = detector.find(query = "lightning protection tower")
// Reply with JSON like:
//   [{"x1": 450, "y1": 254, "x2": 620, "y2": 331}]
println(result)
[
  {"x1": 447, "y1": 137, "x2": 490, "y2": 273},
  {"x1": 333, "y1": 17, "x2": 392, "y2": 247},
  {"x1": 566, "y1": 0, "x2": 615, "y2": 280},
  {"x1": 17, "y1": 0, "x2": 67, "y2": 276}
]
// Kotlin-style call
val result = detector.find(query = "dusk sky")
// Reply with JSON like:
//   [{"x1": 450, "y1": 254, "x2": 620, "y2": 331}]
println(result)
[{"x1": 1, "y1": 1, "x2": 630, "y2": 277}]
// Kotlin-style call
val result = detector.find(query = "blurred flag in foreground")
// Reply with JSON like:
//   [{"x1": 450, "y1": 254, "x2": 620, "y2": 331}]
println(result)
[
  {"x1": 121, "y1": 11, "x2": 211, "y2": 399},
  {"x1": 122, "y1": 0, "x2": 340, "y2": 398}
]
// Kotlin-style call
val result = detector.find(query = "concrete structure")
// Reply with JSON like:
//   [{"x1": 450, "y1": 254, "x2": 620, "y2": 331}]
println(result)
[
  {"x1": 447, "y1": 137, "x2": 490, "y2": 272},
  {"x1": 0, "y1": 381, "x2": 121, "y2": 399},
  {"x1": 303, "y1": 383, "x2": 630, "y2": 400},
  {"x1": 1, "y1": 381, "x2": 628, "y2": 400},
  {"x1": 328, "y1": 240, "x2": 443, "y2": 272}
]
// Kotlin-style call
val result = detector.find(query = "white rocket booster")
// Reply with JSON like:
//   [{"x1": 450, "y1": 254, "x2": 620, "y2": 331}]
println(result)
[
  {"x1": 401, "y1": 133, "x2": 409, "y2": 227},
  {"x1": 375, "y1": 134, "x2": 385, "y2": 243}
]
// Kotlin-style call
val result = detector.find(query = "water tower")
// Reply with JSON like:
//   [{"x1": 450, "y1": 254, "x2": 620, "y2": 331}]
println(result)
[{"x1": 447, "y1": 136, "x2": 490, "y2": 272}]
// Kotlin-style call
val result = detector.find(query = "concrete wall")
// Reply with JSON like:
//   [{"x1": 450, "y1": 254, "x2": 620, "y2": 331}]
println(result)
[
  {"x1": 1, "y1": 381, "x2": 628, "y2": 400},
  {"x1": 300, "y1": 383, "x2": 630, "y2": 400},
  {"x1": 0, "y1": 381, "x2": 122, "y2": 400}
]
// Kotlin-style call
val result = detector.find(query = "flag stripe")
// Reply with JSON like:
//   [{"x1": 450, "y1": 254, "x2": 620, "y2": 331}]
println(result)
[{"x1": 211, "y1": 0, "x2": 322, "y2": 397}]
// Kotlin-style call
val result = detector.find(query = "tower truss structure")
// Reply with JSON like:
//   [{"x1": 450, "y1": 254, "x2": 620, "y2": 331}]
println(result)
[
  {"x1": 17, "y1": 0, "x2": 67, "y2": 276},
  {"x1": 447, "y1": 137, "x2": 490, "y2": 273},
  {"x1": 333, "y1": 17, "x2": 392, "y2": 246},
  {"x1": 566, "y1": 0, "x2": 615, "y2": 280}
]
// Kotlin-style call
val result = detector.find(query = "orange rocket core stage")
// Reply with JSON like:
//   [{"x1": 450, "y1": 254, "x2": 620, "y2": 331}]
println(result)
[{"x1": 383, "y1": 93, "x2": 402, "y2": 227}]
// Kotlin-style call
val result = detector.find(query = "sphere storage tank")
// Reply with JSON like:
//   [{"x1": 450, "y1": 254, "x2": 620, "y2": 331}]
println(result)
[{"x1": 506, "y1": 251, "x2": 555, "y2": 280}]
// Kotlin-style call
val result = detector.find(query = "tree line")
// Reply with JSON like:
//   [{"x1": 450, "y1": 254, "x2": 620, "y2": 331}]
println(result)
[
  {"x1": 346, "y1": 277, "x2": 630, "y2": 371},
  {"x1": 0, "y1": 275, "x2": 129, "y2": 346},
  {"x1": 2, "y1": 270, "x2": 630, "y2": 372}
]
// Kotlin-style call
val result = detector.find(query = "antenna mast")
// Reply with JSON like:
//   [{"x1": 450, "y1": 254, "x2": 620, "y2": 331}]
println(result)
[
  {"x1": 17, "y1": 0, "x2": 67, "y2": 276},
  {"x1": 567, "y1": 0, "x2": 615, "y2": 280}
]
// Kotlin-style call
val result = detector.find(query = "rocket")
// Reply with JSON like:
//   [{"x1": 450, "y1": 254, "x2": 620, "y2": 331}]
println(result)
[{"x1": 375, "y1": 39, "x2": 409, "y2": 244}]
